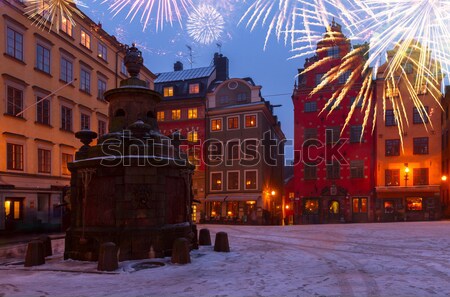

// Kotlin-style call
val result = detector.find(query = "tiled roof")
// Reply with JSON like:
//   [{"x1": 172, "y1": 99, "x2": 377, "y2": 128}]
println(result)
[{"x1": 155, "y1": 66, "x2": 215, "y2": 83}]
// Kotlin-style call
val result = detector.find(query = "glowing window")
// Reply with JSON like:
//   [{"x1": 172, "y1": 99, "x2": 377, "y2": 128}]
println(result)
[
  {"x1": 189, "y1": 83, "x2": 200, "y2": 94},
  {"x1": 245, "y1": 115, "x2": 257, "y2": 128},
  {"x1": 188, "y1": 108, "x2": 198, "y2": 119},
  {"x1": 163, "y1": 87, "x2": 174, "y2": 97},
  {"x1": 171, "y1": 109, "x2": 181, "y2": 120},
  {"x1": 406, "y1": 197, "x2": 423, "y2": 211},
  {"x1": 81, "y1": 29, "x2": 91, "y2": 49},
  {"x1": 211, "y1": 119, "x2": 222, "y2": 131}
]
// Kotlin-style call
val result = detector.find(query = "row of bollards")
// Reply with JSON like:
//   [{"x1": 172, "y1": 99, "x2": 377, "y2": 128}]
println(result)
[{"x1": 24, "y1": 229, "x2": 229, "y2": 270}]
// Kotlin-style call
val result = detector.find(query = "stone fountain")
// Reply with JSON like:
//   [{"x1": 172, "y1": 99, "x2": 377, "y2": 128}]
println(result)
[{"x1": 64, "y1": 44, "x2": 195, "y2": 261}]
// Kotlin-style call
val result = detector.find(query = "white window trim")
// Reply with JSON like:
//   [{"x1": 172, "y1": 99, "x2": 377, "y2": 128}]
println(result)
[
  {"x1": 227, "y1": 170, "x2": 240, "y2": 191},
  {"x1": 244, "y1": 113, "x2": 258, "y2": 129},
  {"x1": 210, "y1": 171, "x2": 223, "y2": 192},
  {"x1": 244, "y1": 169, "x2": 258, "y2": 190},
  {"x1": 210, "y1": 118, "x2": 223, "y2": 132},
  {"x1": 226, "y1": 115, "x2": 240, "y2": 130}
]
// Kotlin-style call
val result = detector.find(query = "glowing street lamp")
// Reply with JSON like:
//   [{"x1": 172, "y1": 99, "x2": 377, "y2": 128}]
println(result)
[
  {"x1": 442, "y1": 175, "x2": 448, "y2": 182},
  {"x1": 404, "y1": 163, "x2": 410, "y2": 187}
]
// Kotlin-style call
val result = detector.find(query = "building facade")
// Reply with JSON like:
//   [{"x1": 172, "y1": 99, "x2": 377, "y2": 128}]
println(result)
[
  {"x1": 290, "y1": 21, "x2": 375, "y2": 224},
  {"x1": 205, "y1": 77, "x2": 285, "y2": 225},
  {"x1": 154, "y1": 53, "x2": 229, "y2": 222},
  {"x1": 442, "y1": 86, "x2": 450, "y2": 218},
  {"x1": 374, "y1": 46, "x2": 443, "y2": 222},
  {"x1": 0, "y1": 0, "x2": 155, "y2": 232}
]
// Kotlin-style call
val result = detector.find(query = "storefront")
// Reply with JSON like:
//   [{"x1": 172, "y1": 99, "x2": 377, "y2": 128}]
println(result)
[{"x1": 204, "y1": 195, "x2": 262, "y2": 224}]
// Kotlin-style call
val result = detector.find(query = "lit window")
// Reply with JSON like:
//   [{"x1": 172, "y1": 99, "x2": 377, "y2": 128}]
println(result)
[
  {"x1": 187, "y1": 131, "x2": 198, "y2": 142},
  {"x1": 171, "y1": 109, "x2": 181, "y2": 120},
  {"x1": 353, "y1": 198, "x2": 368, "y2": 213},
  {"x1": 157, "y1": 111, "x2": 165, "y2": 121},
  {"x1": 406, "y1": 197, "x2": 423, "y2": 211},
  {"x1": 98, "y1": 42, "x2": 107, "y2": 61},
  {"x1": 211, "y1": 172, "x2": 223, "y2": 191},
  {"x1": 62, "y1": 153, "x2": 73, "y2": 175},
  {"x1": 188, "y1": 108, "x2": 198, "y2": 119},
  {"x1": 38, "y1": 148, "x2": 51, "y2": 173},
  {"x1": 385, "y1": 169, "x2": 400, "y2": 186},
  {"x1": 211, "y1": 119, "x2": 222, "y2": 131},
  {"x1": 384, "y1": 201, "x2": 394, "y2": 214},
  {"x1": 413, "y1": 168, "x2": 429, "y2": 185},
  {"x1": 163, "y1": 87, "x2": 174, "y2": 97},
  {"x1": 36, "y1": 44, "x2": 51, "y2": 73},
  {"x1": 81, "y1": 29, "x2": 91, "y2": 49},
  {"x1": 7, "y1": 143, "x2": 24, "y2": 171},
  {"x1": 6, "y1": 86, "x2": 23, "y2": 117},
  {"x1": 304, "y1": 199, "x2": 319, "y2": 214},
  {"x1": 244, "y1": 170, "x2": 257, "y2": 190},
  {"x1": 245, "y1": 115, "x2": 257, "y2": 128},
  {"x1": 6, "y1": 27, "x2": 23, "y2": 61},
  {"x1": 189, "y1": 83, "x2": 200, "y2": 94},
  {"x1": 81, "y1": 113, "x2": 90, "y2": 130},
  {"x1": 61, "y1": 15, "x2": 73, "y2": 36},
  {"x1": 385, "y1": 84, "x2": 399, "y2": 98},
  {"x1": 228, "y1": 116, "x2": 239, "y2": 129}
]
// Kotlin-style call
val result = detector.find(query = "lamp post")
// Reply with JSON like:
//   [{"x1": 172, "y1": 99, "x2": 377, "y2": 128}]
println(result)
[{"x1": 404, "y1": 163, "x2": 410, "y2": 187}]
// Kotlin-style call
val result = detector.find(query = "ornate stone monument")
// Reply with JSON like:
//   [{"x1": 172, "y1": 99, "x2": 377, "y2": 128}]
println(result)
[{"x1": 64, "y1": 44, "x2": 195, "y2": 261}]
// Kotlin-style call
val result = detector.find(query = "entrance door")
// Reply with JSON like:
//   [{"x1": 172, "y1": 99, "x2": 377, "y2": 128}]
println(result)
[
  {"x1": 327, "y1": 200, "x2": 341, "y2": 223},
  {"x1": 5, "y1": 198, "x2": 24, "y2": 231},
  {"x1": 352, "y1": 197, "x2": 368, "y2": 222}
]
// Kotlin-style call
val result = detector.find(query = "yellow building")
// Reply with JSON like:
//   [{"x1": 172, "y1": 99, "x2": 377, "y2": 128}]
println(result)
[
  {"x1": 0, "y1": 0, "x2": 155, "y2": 232},
  {"x1": 375, "y1": 46, "x2": 443, "y2": 222}
]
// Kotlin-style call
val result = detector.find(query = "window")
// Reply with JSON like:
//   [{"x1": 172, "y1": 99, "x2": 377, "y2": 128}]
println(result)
[
  {"x1": 328, "y1": 46, "x2": 339, "y2": 58},
  {"x1": 157, "y1": 111, "x2": 165, "y2": 121},
  {"x1": 163, "y1": 87, "x2": 174, "y2": 97},
  {"x1": 81, "y1": 113, "x2": 90, "y2": 130},
  {"x1": 98, "y1": 42, "x2": 107, "y2": 60},
  {"x1": 350, "y1": 160, "x2": 364, "y2": 178},
  {"x1": 385, "y1": 110, "x2": 397, "y2": 126},
  {"x1": 219, "y1": 96, "x2": 229, "y2": 105},
  {"x1": 304, "y1": 101, "x2": 317, "y2": 112},
  {"x1": 81, "y1": 29, "x2": 91, "y2": 49},
  {"x1": 304, "y1": 199, "x2": 319, "y2": 214},
  {"x1": 6, "y1": 86, "x2": 23, "y2": 117},
  {"x1": 121, "y1": 59, "x2": 127, "y2": 75},
  {"x1": 325, "y1": 98, "x2": 340, "y2": 111},
  {"x1": 62, "y1": 153, "x2": 73, "y2": 175},
  {"x1": 211, "y1": 119, "x2": 222, "y2": 131},
  {"x1": 38, "y1": 148, "x2": 51, "y2": 173},
  {"x1": 36, "y1": 44, "x2": 51, "y2": 73},
  {"x1": 61, "y1": 106, "x2": 72, "y2": 131},
  {"x1": 406, "y1": 197, "x2": 423, "y2": 211},
  {"x1": 211, "y1": 172, "x2": 223, "y2": 191},
  {"x1": 304, "y1": 163, "x2": 317, "y2": 180},
  {"x1": 338, "y1": 71, "x2": 351, "y2": 84},
  {"x1": 97, "y1": 78, "x2": 107, "y2": 99},
  {"x1": 37, "y1": 0, "x2": 50, "y2": 19},
  {"x1": 350, "y1": 96, "x2": 363, "y2": 108},
  {"x1": 304, "y1": 128, "x2": 317, "y2": 140},
  {"x1": 350, "y1": 125, "x2": 362, "y2": 143},
  {"x1": 188, "y1": 108, "x2": 197, "y2": 119},
  {"x1": 171, "y1": 109, "x2": 181, "y2": 120},
  {"x1": 228, "y1": 116, "x2": 239, "y2": 130},
  {"x1": 7, "y1": 143, "x2": 23, "y2": 171},
  {"x1": 237, "y1": 93, "x2": 247, "y2": 102},
  {"x1": 326, "y1": 162, "x2": 340, "y2": 179},
  {"x1": 187, "y1": 131, "x2": 198, "y2": 142},
  {"x1": 245, "y1": 170, "x2": 257, "y2": 190},
  {"x1": 326, "y1": 127, "x2": 340, "y2": 144},
  {"x1": 61, "y1": 15, "x2": 73, "y2": 36},
  {"x1": 353, "y1": 197, "x2": 368, "y2": 213},
  {"x1": 98, "y1": 120, "x2": 107, "y2": 137},
  {"x1": 315, "y1": 73, "x2": 324, "y2": 86},
  {"x1": 413, "y1": 168, "x2": 429, "y2": 185},
  {"x1": 385, "y1": 85, "x2": 399, "y2": 97},
  {"x1": 413, "y1": 137, "x2": 429, "y2": 155},
  {"x1": 6, "y1": 27, "x2": 23, "y2": 60},
  {"x1": 245, "y1": 114, "x2": 257, "y2": 128},
  {"x1": 60, "y1": 57, "x2": 73, "y2": 82},
  {"x1": 227, "y1": 171, "x2": 239, "y2": 190},
  {"x1": 4, "y1": 198, "x2": 23, "y2": 220},
  {"x1": 36, "y1": 96, "x2": 50, "y2": 125},
  {"x1": 80, "y1": 69, "x2": 91, "y2": 93},
  {"x1": 413, "y1": 106, "x2": 429, "y2": 124},
  {"x1": 227, "y1": 140, "x2": 239, "y2": 160},
  {"x1": 208, "y1": 141, "x2": 223, "y2": 161},
  {"x1": 189, "y1": 83, "x2": 199, "y2": 94},
  {"x1": 384, "y1": 201, "x2": 394, "y2": 214},
  {"x1": 385, "y1": 169, "x2": 400, "y2": 186},
  {"x1": 385, "y1": 139, "x2": 400, "y2": 156}
]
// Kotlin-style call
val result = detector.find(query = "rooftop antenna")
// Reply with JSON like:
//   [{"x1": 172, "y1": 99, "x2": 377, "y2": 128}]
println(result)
[
  {"x1": 216, "y1": 42, "x2": 222, "y2": 54},
  {"x1": 186, "y1": 45, "x2": 193, "y2": 69}
]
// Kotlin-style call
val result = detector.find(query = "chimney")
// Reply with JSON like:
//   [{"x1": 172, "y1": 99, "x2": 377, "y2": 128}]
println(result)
[
  {"x1": 213, "y1": 53, "x2": 229, "y2": 81},
  {"x1": 174, "y1": 61, "x2": 183, "y2": 71}
]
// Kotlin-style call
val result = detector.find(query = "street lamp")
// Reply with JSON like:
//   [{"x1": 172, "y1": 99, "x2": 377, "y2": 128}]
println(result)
[
  {"x1": 442, "y1": 175, "x2": 448, "y2": 182},
  {"x1": 404, "y1": 163, "x2": 410, "y2": 187}
]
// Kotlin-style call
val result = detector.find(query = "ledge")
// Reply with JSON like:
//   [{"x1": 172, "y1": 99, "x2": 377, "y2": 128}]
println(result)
[
  {"x1": 3, "y1": 53, "x2": 26, "y2": 65},
  {"x1": 3, "y1": 113, "x2": 26, "y2": 121},
  {"x1": 34, "y1": 67, "x2": 53, "y2": 78}
]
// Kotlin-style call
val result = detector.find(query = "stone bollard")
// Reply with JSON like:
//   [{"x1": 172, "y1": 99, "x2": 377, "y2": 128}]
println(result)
[
  {"x1": 214, "y1": 232, "x2": 230, "y2": 252},
  {"x1": 97, "y1": 242, "x2": 119, "y2": 271},
  {"x1": 24, "y1": 240, "x2": 45, "y2": 267},
  {"x1": 198, "y1": 228, "x2": 212, "y2": 246},
  {"x1": 171, "y1": 238, "x2": 191, "y2": 264},
  {"x1": 38, "y1": 235, "x2": 52, "y2": 257}
]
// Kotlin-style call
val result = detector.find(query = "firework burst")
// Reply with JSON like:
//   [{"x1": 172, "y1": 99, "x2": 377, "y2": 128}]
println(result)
[
  {"x1": 187, "y1": 4, "x2": 225, "y2": 45},
  {"x1": 24, "y1": 0, "x2": 84, "y2": 31},
  {"x1": 103, "y1": 0, "x2": 195, "y2": 31}
]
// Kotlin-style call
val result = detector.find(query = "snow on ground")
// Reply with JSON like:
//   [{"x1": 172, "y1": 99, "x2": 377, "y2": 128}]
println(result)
[{"x1": 1, "y1": 221, "x2": 450, "y2": 297}]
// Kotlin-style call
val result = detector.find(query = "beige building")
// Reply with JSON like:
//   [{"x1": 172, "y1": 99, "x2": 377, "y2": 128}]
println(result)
[
  {"x1": 0, "y1": 0, "x2": 155, "y2": 232},
  {"x1": 375, "y1": 46, "x2": 443, "y2": 222}
]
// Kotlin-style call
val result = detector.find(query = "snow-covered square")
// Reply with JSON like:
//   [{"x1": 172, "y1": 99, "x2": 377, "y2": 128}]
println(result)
[{"x1": 1, "y1": 221, "x2": 450, "y2": 297}]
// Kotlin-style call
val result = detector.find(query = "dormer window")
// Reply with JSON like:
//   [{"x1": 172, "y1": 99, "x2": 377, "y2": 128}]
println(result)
[
  {"x1": 189, "y1": 83, "x2": 200, "y2": 94},
  {"x1": 163, "y1": 86, "x2": 174, "y2": 97}
]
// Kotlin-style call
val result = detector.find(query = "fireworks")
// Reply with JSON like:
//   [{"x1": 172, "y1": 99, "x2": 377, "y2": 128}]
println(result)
[
  {"x1": 24, "y1": 0, "x2": 84, "y2": 31},
  {"x1": 187, "y1": 4, "x2": 225, "y2": 45},
  {"x1": 103, "y1": 0, "x2": 195, "y2": 31}
]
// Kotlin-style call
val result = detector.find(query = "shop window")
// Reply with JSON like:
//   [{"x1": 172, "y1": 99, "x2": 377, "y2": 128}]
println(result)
[
  {"x1": 406, "y1": 197, "x2": 423, "y2": 211},
  {"x1": 353, "y1": 197, "x2": 367, "y2": 213},
  {"x1": 244, "y1": 170, "x2": 257, "y2": 190},
  {"x1": 384, "y1": 201, "x2": 394, "y2": 214},
  {"x1": 210, "y1": 202, "x2": 221, "y2": 219},
  {"x1": 304, "y1": 199, "x2": 319, "y2": 214},
  {"x1": 329, "y1": 201, "x2": 340, "y2": 214},
  {"x1": 226, "y1": 201, "x2": 238, "y2": 219},
  {"x1": 5, "y1": 198, "x2": 24, "y2": 220}
]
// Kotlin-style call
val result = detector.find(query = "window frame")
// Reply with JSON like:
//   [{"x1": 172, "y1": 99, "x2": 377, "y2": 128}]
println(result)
[
  {"x1": 210, "y1": 172, "x2": 223, "y2": 191},
  {"x1": 244, "y1": 170, "x2": 258, "y2": 190},
  {"x1": 6, "y1": 85, "x2": 24, "y2": 118},
  {"x1": 413, "y1": 137, "x2": 429, "y2": 155},
  {"x1": 80, "y1": 113, "x2": 91, "y2": 130},
  {"x1": 385, "y1": 139, "x2": 400, "y2": 156},
  {"x1": 60, "y1": 56, "x2": 73, "y2": 83},
  {"x1": 6, "y1": 143, "x2": 24, "y2": 171},
  {"x1": 189, "y1": 83, "x2": 200, "y2": 94},
  {"x1": 413, "y1": 106, "x2": 429, "y2": 124},
  {"x1": 244, "y1": 114, "x2": 257, "y2": 128},
  {"x1": 36, "y1": 43, "x2": 51, "y2": 74},
  {"x1": 80, "y1": 28, "x2": 91, "y2": 49},
  {"x1": 227, "y1": 170, "x2": 240, "y2": 191},
  {"x1": 97, "y1": 42, "x2": 108, "y2": 61},
  {"x1": 350, "y1": 160, "x2": 364, "y2": 179},
  {"x1": 60, "y1": 105, "x2": 73, "y2": 131},
  {"x1": 60, "y1": 15, "x2": 73, "y2": 36},
  {"x1": 163, "y1": 86, "x2": 174, "y2": 97},
  {"x1": 6, "y1": 26, "x2": 24, "y2": 61},
  {"x1": 188, "y1": 108, "x2": 198, "y2": 119},
  {"x1": 413, "y1": 168, "x2": 429, "y2": 186},
  {"x1": 385, "y1": 109, "x2": 397, "y2": 126},
  {"x1": 304, "y1": 101, "x2": 317, "y2": 113},
  {"x1": 385, "y1": 169, "x2": 400, "y2": 186},
  {"x1": 227, "y1": 116, "x2": 239, "y2": 130},
  {"x1": 80, "y1": 67, "x2": 91, "y2": 94},
  {"x1": 36, "y1": 95, "x2": 51, "y2": 126},
  {"x1": 211, "y1": 118, "x2": 222, "y2": 132},
  {"x1": 171, "y1": 109, "x2": 181, "y2": 121},
  {"x1": 37, "y1": 148, "x2": 51, "y2": 174},
  {"x1": 61, "y1": 152, "x2": 73, "y2": 175}
]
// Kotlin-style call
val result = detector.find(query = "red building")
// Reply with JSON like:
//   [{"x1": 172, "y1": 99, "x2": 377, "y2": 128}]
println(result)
[{"x1": 289, "y1": 21, "x2": 375, "y2": 224}]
